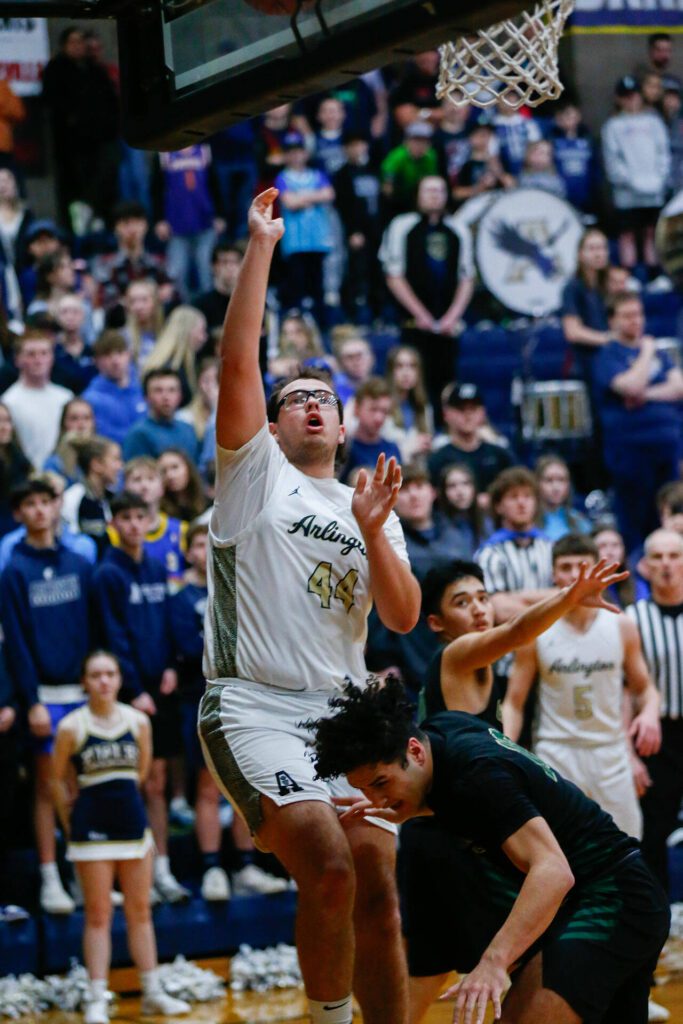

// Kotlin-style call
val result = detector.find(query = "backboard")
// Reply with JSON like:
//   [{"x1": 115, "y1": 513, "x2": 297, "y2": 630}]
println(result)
[{"x1": 117, "y1": 0, "x2": 531, "y2": 150}]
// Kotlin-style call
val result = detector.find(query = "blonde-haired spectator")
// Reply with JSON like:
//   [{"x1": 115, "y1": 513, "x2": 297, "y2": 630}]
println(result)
[
  {"x1": 123, "y1": 279, "x2": 165, "y2": 369},
  {"x1": 142, "y1": 305, "x2": 207, "y2": 406}
]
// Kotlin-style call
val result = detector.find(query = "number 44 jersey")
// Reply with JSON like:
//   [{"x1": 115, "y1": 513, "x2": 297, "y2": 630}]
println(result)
[{"x1": 203, "y1": 424, "x2": 409, "y2": 692}]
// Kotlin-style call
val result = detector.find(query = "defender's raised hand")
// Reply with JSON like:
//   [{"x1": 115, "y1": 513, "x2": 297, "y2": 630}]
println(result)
[
  {"x1": 351, "y1": 454, "x2": 402, "y2": 539},
  {"x1": 566, "y1": 558, "x2": 629, "y2": 614},
  {"x1": 247, "y1": 188, "x2": 284, "y2": 243}
]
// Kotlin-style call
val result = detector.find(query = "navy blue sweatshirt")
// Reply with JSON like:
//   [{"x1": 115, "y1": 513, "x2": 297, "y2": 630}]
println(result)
[
  {"x1": 169, "y1": 580, "x2": 207, "y2": 701},
  {"x1": 0, "y1": 541, "x2": 92, "y2": 707},
  {"x1": 91, "y1": 546, "x2": 172, "y2": 697}
]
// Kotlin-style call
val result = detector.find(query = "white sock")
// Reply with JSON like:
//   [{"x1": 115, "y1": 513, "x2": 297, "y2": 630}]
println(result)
[
  {"x1": 154, "y1": 855, "x2": 170, "y2": 880},
  {"x1": 40, "y1": 862, "x2": 61, "y2": 885},
  {"x1": 141, "y1": 968, "x2": 162, "y2": 996},
  {"x1": 308, "y1": 996, "x2": 353, "y2": 1024},
  {"x1": 89, "y1": 979, "x2": 108, "y2": 1000}
]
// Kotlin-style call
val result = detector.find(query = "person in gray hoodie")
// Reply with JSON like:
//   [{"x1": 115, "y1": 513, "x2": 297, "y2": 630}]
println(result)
[{"x1": 602, "y1": 75, "x2": 671, "y2": 269}]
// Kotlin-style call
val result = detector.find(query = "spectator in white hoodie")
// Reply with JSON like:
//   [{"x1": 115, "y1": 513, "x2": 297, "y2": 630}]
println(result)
[{"x1": 602, "y1": 75, "x2": 671, "y2": 269}]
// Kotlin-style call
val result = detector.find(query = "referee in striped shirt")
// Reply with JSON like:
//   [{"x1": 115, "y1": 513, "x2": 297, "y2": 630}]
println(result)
[
  {"x1": 627, "y1": 528, "x2": 683, "y2": 890},
  {"x1": 475, "y1": 467, "x2": 555, "y2": 621}
]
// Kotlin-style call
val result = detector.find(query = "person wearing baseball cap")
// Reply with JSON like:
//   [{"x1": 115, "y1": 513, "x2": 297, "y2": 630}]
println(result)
[
  {"x1": 427, "y1": 381, "x2": 514, "y2": 493},
  {"x1": 602, "y1": 72, "x2": 671, "y2": 268},
  {"x1": 274, "y1": 124, "x2": 335, "y2": 325},
  {"x1": 380, "y1": 119, "x2": 439, "y2": 215}
]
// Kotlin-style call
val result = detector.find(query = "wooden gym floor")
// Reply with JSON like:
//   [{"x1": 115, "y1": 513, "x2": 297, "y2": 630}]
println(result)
[{"x1": 34, "y1": 956, "x2": 677, "y2": 1024}]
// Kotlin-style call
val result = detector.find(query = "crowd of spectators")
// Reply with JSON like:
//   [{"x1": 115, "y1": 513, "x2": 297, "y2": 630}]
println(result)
[{"x1": 0, "y1": 26, "x2": 682, "y2": 923}]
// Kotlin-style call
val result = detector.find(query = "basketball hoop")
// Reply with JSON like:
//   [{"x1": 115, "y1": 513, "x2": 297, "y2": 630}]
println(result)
[{"x1": 436, "y1": 0, "x2": 575, "y2": 110}]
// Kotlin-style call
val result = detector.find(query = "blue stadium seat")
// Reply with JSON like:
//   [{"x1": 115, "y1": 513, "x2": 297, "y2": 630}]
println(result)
[
  {"x1": 40, "y1": 892, "x2": 297, "y2": 973},
  {"x1": 0, "y1": 916, "x2": 39, "y2": 975}
]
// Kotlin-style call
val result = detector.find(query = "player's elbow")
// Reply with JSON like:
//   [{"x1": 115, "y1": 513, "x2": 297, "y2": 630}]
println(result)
[
  {"x1": 553, "y1": 859, "x2": 575, "y2": 898},
  {"x1": 386, "y1": 606, "x2": 420, "y2": 634}
]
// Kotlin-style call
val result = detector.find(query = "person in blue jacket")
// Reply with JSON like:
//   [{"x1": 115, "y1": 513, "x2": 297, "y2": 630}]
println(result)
[
  {"x1": 123, "y1": 369, "x2": 198, "y2": 462},
  {"x1": 81, "y1": 332, "x2": 146, "y2": 447},
  {"x1": 0, "y1": 477, "x2": 92, "y2": 915},
  {"x1": 593, "y1": 293, "x2": 683, "y2": 554},
  {"x1": 91, "y1": 491, "x2": 189, "y2": 905}
]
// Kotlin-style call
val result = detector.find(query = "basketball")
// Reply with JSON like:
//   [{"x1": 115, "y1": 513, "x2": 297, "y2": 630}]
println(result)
[{"x1": 243, "y1": 0, "x2": 316, "y2": 14}]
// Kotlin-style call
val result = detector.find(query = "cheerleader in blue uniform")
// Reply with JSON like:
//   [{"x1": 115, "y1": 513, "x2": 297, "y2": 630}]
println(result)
[{"x1": 52, "y1": 651, "x2": 191, "y2": 1024}]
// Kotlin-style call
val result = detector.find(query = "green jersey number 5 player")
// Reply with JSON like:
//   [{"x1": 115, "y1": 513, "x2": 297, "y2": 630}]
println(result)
[{"x1": 198, "y1": 188, "x2": 421, "y2": 1024}]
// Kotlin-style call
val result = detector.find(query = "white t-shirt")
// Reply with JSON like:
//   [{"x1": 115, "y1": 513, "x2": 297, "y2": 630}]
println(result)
[
  {"x1": 534, "y1": 609, "x2": 625, "y2": 747},
  {"x1": 203, "y1": 423, "x2": 409, "y2": 692},
  {"x1": 3, "y1": 379, "x2": 73, "y2": 469}
]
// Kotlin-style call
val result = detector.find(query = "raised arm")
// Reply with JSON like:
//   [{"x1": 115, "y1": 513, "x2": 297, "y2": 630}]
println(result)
[
  {"x1": 443, "y1": 560, "x2": 627, "y2": 676},
  {"x1": 352, "y1": 454, "x2": 421, "y2": 634},
  {"x1": 501, "y1": 642, "x2": 539, "y2": 742},
  {"x1": 215, "y1": 188, "x2": 284, "y2": 451}
]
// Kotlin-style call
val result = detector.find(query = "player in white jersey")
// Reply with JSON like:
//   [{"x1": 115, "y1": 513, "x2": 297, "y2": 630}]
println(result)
[
  {"x1": 503, "y1": 535, "x2": 661, "y2": 838},
  {"x1": 198, "y1": 189, "x2": 421, "y2": 1024}
]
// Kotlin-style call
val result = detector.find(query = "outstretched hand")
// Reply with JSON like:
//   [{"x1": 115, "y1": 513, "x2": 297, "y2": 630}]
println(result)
[
  {"x1": 566, "y1": 559, "x2": 629, "y2": 614},
  {"x1": 332, "y1": 796, "x2": 400, "y2": 829},
  {"x1": 440, "y1": 958, "x2": 511, "y2": 1024},
  {"x1": 248, "y1": 188, "x2": 284, "y2": 243},
  {"x1": 351, "y1": 453, "x2": 402, "y2": 539}
]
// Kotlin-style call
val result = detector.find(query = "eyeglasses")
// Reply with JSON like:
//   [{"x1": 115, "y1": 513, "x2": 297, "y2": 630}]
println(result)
[{"x1": 277, "y1": 389, "x2": 339, "y2": 411}]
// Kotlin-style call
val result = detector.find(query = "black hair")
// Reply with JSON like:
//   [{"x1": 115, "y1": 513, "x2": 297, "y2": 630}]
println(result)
[
  {"x1": 211, "y1": 239, "x2": 245, "y2": 264},
  {"x1": 60, "y1": 26, "x2": 83, "y2": 47},
  {"x1": 266, "y1": 366, "x2": 343, "y2": 423},
  {"x1": 306, "y1": 678, "x2": 421, "y2": 781},
  {"x1": 142, "y1": 367, "x2": 183, "y2": 395},
  {"x1": 110, "y1": 490, "x2": 149, "y2": 517},
  {"x1": 10, "y1": 478, "x2": 56, "y2": 510},
  {"x1": 421, "y1": 560, "x2": 485, "y2": 618},
  {"x1": 111, "y1": 201, "x2": 148, "y2": 226},
  {"x1": 552, "y1": 533, "x2": 599, "y2": 564},
  {"x1": 343, "y1": 131, "x2": 370, "y2": 145},
  {"x1": 649, "y1": 32, "x2": 672, "y2": 47}
]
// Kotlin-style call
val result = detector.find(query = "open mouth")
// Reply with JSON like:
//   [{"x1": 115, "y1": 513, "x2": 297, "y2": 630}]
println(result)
[{"x1": 306, "y1": 413, "x2": 323, "y2": 430}]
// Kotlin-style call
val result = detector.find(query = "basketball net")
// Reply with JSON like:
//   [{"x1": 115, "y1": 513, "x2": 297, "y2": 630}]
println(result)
[{"x1": 436, "y1": 0, "x2": 575, "y2": 109}]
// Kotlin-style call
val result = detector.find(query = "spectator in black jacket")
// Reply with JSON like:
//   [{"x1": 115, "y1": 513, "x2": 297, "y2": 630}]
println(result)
[
  {"x1": 41, "y1": 26, "x2": 120, "y2": 229},
  {"x1": 334, "y1": 134, "x2": 383, "y2": 320}
]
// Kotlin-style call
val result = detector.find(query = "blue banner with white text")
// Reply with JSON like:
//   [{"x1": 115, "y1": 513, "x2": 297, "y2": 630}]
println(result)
[{"x1": 569, "y1": 0, "x2": 683, "y2": 33}]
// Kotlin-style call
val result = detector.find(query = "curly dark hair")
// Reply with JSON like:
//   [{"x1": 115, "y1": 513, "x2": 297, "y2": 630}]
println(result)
[{"x1": 306, "y1": 677, "x2": 420, "y2": 781}]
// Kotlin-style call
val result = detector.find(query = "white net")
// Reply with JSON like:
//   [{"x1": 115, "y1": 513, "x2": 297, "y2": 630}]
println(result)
[{"x1": 436, "y1": 0, "x2": 575, "y2": 110}]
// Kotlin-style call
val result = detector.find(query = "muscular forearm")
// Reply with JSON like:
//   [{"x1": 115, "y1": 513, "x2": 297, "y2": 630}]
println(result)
[
  {"x1": 482, "y1": 858, "x2": 574, "y2": 970},
  {"x1": 501, "y1": 587, "x2": 580, "y2": 649},
  {"x1": 491, "y1": 589, "x2": 556, "y2": 623},
  {"x1": 364, "y1": 531, "x2": 420, "y2": 634},
  {"x1": 219, "y1": 236, "x2": 277, "y2": 366}
]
